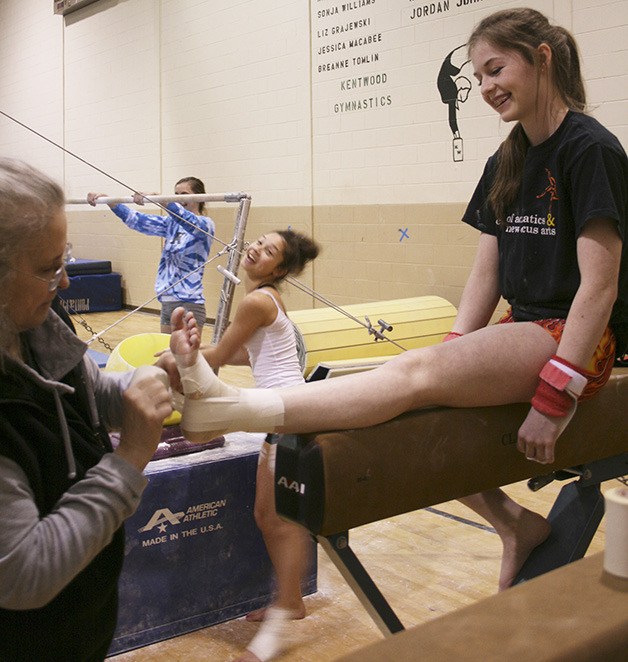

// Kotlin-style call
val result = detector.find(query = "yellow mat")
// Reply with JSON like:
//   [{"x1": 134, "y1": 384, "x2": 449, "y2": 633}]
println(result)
[{"x1": 289, "y1": 295, "x2": 457, "y2": 377}]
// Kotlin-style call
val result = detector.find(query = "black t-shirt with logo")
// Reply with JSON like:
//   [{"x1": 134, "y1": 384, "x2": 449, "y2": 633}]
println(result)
[{"x1": 463, "y1": 111, "x2": 628, "y2": 355}]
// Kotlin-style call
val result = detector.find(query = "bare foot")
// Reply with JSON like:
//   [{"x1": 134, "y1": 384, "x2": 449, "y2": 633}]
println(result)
[
  {"x1": 233, "y1": 652, "x2": 261, "y2": 662},
  {"x1": 236, "y1": 607, "x2": 297, "y2": 661},
  {"x1": 498, "y1": 509, "x2": 551, "y2": 591},
  {"x1": 170, "y1": 307, "x2": 200, "y2": 368},
  {"x1": 245, "y1": 604, "x2": 306, "y2": 623}
]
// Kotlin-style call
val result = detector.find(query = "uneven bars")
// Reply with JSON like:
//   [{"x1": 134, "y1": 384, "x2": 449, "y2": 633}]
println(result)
[{"x1": 66, "y1": 193, "x2": 248, "y2": 205}]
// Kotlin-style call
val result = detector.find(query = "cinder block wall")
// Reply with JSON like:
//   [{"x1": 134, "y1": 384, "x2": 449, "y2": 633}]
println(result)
[{"x1": 0, "y1": 0, "x2": 626, "y2": 327}]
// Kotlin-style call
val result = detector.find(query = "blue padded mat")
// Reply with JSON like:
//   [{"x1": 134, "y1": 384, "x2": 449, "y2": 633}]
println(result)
[
  {"x1": 66, "y1": 258, "x2": 112, "y2": 276},
  {"x1": 59, "y1": 273, "x2": 122, "y2": 312}
]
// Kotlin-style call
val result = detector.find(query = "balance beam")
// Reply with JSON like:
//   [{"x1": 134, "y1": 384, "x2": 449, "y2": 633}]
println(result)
[
  {"x1": 337, "y1": 553, "x2": 628, "y2": 662},
  {"x1": 275, "y1": 370, "x2": 628, "y2": 634},
  {"x1": 289, "y1": 296, "x2": 457, "y2": 377}
]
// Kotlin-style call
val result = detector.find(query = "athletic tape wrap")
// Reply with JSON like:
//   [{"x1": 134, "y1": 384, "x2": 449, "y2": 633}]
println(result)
[
  {"x1": 246, "y1": 607, "x2": 296, "y2": 661},
  {"x1": 171, "y1": 390, "x2": 185, "y2": 413},
  {"x1": 177, "y1": 355, "x2": 238, "y2": 399},
  {"x1": 531, "y1": 355, "x2": 589, "y2": 418},
  {"x1": 130, "y1": 364, "x2": 170, "y2": 389},
  {"x1": 174, "y1": 354, "x2": 285, "y2": 441}
]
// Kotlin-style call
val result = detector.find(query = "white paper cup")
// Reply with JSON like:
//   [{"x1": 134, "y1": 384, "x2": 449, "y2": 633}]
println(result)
[{"x1": 603, "y1": 486, "x2": 628, "y2": 578}]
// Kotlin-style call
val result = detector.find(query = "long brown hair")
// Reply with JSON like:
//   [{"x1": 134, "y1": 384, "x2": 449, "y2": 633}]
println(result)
[{"x1": 468, "y1": 8, "x2": 586, "y2": 223}]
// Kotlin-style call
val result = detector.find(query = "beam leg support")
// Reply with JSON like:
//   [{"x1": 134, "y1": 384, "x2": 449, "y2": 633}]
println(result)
[{"x1": 318, "y1": 532, "x2": 404, "y2": 637}]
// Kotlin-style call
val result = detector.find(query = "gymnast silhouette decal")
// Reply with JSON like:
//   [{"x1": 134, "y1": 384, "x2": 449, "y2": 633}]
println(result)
[
  {"x1": 437, "y1": 44, "x2": 472, "y2": 162},
  {"x1": 536, "y1": 167, "x2": 560, "y2": 230}
]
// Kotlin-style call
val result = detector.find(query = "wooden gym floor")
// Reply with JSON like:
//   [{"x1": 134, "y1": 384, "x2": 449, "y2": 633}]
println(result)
[{"x1": 73, "y1": 309, "x2": 617, "y2": 662}]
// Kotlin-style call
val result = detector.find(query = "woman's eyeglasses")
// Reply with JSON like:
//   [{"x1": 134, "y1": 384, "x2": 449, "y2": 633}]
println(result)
[{"x1": 16, "y1": 243, "x2": 74, "y2": 292}]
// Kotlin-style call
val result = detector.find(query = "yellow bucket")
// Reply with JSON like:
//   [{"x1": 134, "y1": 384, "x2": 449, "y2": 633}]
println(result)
[{"x1": 105, "y1": 333, "x2": 181, "y2": 426}]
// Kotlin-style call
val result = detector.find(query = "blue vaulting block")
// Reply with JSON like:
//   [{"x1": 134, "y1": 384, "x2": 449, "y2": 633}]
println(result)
[
  {"x1": 59, "y1": 272, "x2": 122, "y2": 313},
  {"x1": 108, "y1": 434, "x2": 317, "y2": 655}
]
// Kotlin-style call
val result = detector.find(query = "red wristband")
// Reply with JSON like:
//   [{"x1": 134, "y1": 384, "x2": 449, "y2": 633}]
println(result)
[
  {"x1": 531, "y1": 355, "x2": 590, "y2": 417},
  {"x1": 442, "y1": 332, "x2": 463, "y2": 342},
  {"x1": 531, "y1": 379, "x2": 574, "y2": 417}
]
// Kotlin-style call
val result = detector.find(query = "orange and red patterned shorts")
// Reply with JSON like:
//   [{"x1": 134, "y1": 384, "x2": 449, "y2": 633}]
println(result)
[{"x1": 497, "y1": 309, "x2": 616, "y2": 401}]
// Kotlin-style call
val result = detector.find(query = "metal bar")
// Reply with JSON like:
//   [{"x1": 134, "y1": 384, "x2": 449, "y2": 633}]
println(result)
[
  {"x1": 68, "y1": 191, "x2": 250, "y2": 354},
  {"x1": 212, "y1": 195, "x2": 251, "y2": 347},
  {"x1": 66, "y1": 193, "x2": 248, "y2": 205}
]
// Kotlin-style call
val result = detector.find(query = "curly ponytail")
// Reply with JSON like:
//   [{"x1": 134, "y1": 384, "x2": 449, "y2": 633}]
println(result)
[{"x1": 274, "y1": 229, "x2": 320, "y2": 281}]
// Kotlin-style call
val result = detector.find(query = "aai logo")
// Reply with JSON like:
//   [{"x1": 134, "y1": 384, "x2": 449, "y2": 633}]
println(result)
[{"x1": 277, "y1": 476, "x2": 305, "y2": 494}]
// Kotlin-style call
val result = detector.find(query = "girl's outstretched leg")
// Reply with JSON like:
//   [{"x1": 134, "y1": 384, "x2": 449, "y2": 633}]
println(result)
[{"x1": 171, "y1": 320, "x2": 557, "y2": 440}]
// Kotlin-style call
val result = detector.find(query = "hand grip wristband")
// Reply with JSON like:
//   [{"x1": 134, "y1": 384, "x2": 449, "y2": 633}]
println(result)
[
  {"x1": 442, "y1": 332, "x2": 463, "y2": 342},
  {"x1": 531, "y1": 355, "x2": 589, "y2": 417}
]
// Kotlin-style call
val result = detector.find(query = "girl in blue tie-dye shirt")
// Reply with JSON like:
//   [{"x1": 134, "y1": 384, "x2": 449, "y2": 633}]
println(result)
[{"x1": 89, "y1": 177, "x2": 214, "y2": 338}]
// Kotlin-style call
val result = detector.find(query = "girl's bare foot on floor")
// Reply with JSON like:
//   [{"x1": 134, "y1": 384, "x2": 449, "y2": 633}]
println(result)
[
  {"x1": 245, "y1": 604, "x2": 305, "y2": 623},
  {"x1": 498, "y1": 509, "x2": 551, "y2": 591}
]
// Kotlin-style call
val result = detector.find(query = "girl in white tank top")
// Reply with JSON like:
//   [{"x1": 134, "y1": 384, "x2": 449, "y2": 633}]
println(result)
[
  {"x1": 193, "y1": 230, "x2": 319, "y2": 662},
  {"x1": 245, "y1": 288, "x2": 303, "y2": 389}
]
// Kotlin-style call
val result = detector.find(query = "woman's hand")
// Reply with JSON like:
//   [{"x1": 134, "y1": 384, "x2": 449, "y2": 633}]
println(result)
[
  {"x1": 154, "y1": 349, "x2": 182, "y2": 393},
  {"x1": 519, "y1": 217, "x2": 622, "y2": 466},
  {"x1": 86, "y1": 192, "x2": 106, "y2": 206},
  {"x1": 517, "y1": 406, "x2": 570, "y2": 465},
  {"x1": 115, "y1": 367, "x2": 173, "y2": 471},
  {"x1": 132, "y1": 191, "x2": 158, "y2": 205}
]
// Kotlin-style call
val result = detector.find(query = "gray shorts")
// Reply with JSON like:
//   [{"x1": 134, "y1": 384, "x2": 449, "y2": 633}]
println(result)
[{"x1": 160, "y1": 301, "x2": 207, "y2": 329}]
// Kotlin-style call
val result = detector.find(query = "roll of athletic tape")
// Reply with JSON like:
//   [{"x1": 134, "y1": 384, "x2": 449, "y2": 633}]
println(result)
[{"x1": 603, "y1": 486, "x2": 628, "y2": 578}]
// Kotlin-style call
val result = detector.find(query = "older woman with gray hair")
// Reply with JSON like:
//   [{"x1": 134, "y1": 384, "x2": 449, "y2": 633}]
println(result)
[{"x1": 0, "y1": 158, "x2": 172, "y2": 661}]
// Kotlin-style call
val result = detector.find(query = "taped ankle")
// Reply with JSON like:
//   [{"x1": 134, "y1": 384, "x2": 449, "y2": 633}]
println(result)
[
  {"x1": 174, "y1": 353, "x2": 237, "y2": 399},
  {"x1": 247, "y1": 607, "x2": 295, "y2": 661},
  {"x1": 181, "y1": 387, "x2": 284, "y2": 436}
]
